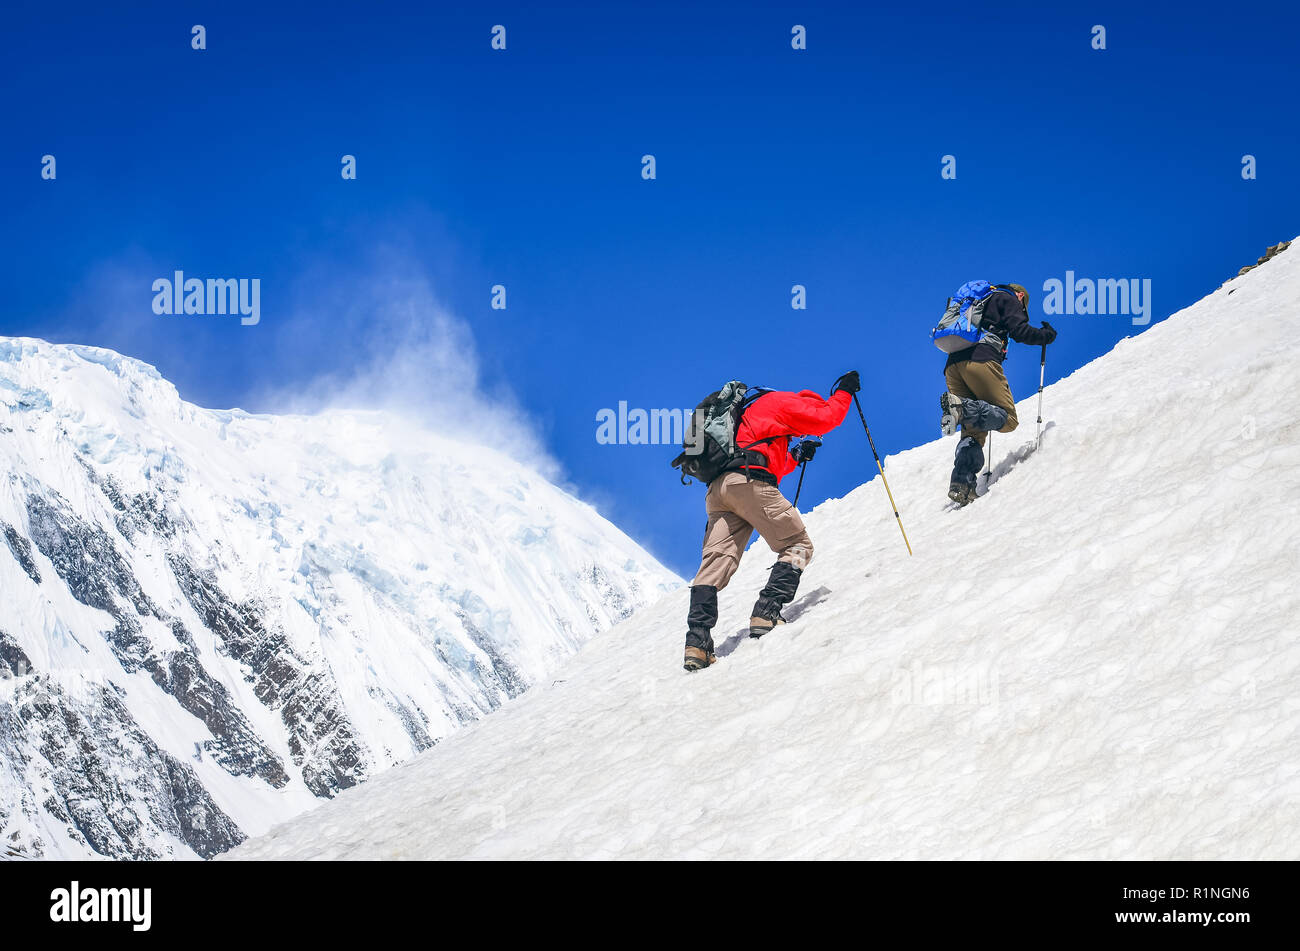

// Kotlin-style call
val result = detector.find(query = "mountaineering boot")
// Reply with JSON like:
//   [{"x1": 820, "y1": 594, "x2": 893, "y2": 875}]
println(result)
[
  {"x1": 684, "y1": 585, "x2": 719, "y2": 671},
  {"x1": 749, "y1": 562, "x2": 802, "y2": 638},
  {"x1": 748, "y1": 598, "x2": 787, "y2": 638},
  {"x1": 948, "y1": 480, "x2": 976, "y2": 506},
  {"x1": 940, "y1": 392, "x2": 964, "y2": 436},
  {"x1": 948, "y1": 435, "x2": 983, "y2": 505},
  {"x1": 683, "y1": 646, "x2": 716, "y2": 671}
]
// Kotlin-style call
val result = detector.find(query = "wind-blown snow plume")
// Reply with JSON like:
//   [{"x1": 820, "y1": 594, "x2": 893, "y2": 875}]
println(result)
[{"x1": 257, "y1": 253, "x2": 558, "y2": 478}]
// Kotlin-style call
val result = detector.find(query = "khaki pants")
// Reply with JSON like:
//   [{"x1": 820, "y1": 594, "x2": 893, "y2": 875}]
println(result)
[
  {"x1": 945, "y1": 360, "x2": 1019, "y2": 448},
  {"x1": 690, "y1": 471, "x2": 813, "y2": 589}
]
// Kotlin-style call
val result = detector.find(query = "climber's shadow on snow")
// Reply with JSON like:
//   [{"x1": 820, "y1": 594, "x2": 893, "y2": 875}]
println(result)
[
  {"x1": 981, "y1": 421, "x2": 1056, "y2": 493},
  {"x1": 716, "y1": 585, "x2": 832, "y2": 658}
]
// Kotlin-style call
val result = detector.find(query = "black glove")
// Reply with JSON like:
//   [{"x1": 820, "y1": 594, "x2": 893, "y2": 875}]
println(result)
[
  {"x1": 1040, "y1": 321, "x2": 1057, "y2": 344},
  {"x1": 832, "y1": 370, "x2": 860, "y2": 395},
  {"x1": 791, "y1": 438, "x2": 821, "y2": 465}
]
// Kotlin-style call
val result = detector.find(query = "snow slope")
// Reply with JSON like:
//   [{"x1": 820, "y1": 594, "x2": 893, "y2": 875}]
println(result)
[
  {"x1": 231, "y1": 241, "x2": 1300, "y2": 860},
  {"x1": 0, "y1": 341, "x2": 678, "y2": 859}
]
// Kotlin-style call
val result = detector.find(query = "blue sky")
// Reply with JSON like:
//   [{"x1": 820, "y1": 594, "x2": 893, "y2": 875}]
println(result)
[{"x1": 3, "y1": 0, "x2": 1298, "y2": 577}]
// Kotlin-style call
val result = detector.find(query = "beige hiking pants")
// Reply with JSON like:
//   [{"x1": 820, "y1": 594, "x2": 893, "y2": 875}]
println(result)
[
  {"x1": 690, "y1": 471, "x2": 813, "y2": 589},
  {"x1": 944, "y1": 359, "x2": 1019, "y2": 448}
]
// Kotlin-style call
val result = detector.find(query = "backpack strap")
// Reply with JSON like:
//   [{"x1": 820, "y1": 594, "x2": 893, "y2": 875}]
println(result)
[
  {"x1": 730, "y1": 389, "x2": 780, "y2": 480},
  {"x1": 973, "y1": 288, "x2": 1012, "y2": 354}
]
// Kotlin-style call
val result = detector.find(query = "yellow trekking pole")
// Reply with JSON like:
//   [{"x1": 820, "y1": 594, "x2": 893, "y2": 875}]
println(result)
[{"x1": 852, "y1": 395, "x2": 913, "y2": 555}]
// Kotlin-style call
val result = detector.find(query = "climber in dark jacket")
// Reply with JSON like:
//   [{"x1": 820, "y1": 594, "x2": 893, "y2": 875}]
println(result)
[{"x1": 940, "y1": 283, "x2": 1056, "y2": 505}]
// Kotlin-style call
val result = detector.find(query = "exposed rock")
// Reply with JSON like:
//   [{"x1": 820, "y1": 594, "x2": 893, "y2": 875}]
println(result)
[
  {"x1": 458, "y1": 609, "x2": 528, "y2": 703},
  {"x1": 0, "y1": 660, "x2": 245, "y2": 860},
  {"x1": 25, "y1": 492, "x2": 158, "y2": 618},
  {"x1": 1233, "y1": 239, "x2": 1292, "y2": 279},
  {"x1": 23, "y1": 491, "x2": 289, "y2": 790},
  {"x1": 147, "y1": 637, "x2": 291, "y2": 788},
  {"x1": 0, "y1": 631, "x2": 32, "y2": 677},
  {"x1": 2, "y1": 522, "x2": 41, "y2": 584},
  {"x1": 167, "y1": 554, "x2": 367, "y2": 797}
]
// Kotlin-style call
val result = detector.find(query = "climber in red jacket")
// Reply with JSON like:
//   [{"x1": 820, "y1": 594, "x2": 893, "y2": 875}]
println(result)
[{"x1": 683, "y1": 371, "x2": 860, "y2": 671}]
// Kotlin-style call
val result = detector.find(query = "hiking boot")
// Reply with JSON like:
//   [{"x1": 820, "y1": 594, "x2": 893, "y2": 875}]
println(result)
[
  {"x1": 683, "y1": 646, "x2": 717, "y2": 671},
  {"x1": 749, "y1": 595, "x2": 787, "y2": 638},
  {"x1": 682, "y1": 586, "x2": 719, "y2": 670},
  {"x1": 940, "y1": 392, "x2": 964, "y2": 436},
  {"x1": 748, "y1": 614, "x2": 787, "y2": 639},
  {"x1": 948, "y1": 480, "x2": 976, "y2": 506},
  {"x1": 749, "y1": 582, "x2": 796, "y2": 639}
]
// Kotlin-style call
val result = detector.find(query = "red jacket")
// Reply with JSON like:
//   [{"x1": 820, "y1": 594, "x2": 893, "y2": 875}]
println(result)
[{"x1": 735, "y1": 389, "x2": 853, "y2": 483}]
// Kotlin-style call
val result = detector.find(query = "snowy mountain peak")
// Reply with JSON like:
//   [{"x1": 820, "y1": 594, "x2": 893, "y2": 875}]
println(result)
[
  {"x1": 231, "y1": 240, "x2": 1300, "y2": 860},
  {"x1": 0, "y1": 337, "x2": 678, "y2": 859}
]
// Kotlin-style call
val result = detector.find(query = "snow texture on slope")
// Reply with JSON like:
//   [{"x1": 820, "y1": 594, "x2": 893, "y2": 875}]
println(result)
[
  {"x1": 0, "y1": 341, "x2": 677, "y2": 859},
  {"x1": 230, "y1": 241, "x2": 1300, "y2": 860}
]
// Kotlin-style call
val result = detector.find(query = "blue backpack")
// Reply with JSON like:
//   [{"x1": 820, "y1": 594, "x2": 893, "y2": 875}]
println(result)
[{"x1": 931, "y1": 280, "x2": 1008, "y2": 354}]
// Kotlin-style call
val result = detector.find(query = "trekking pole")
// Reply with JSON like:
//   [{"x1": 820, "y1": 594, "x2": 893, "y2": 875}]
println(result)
[
  {"x1": 1035, "y1": 343, "x2": 1047, "y2": 451},
  {"x1": 792, "y1": 460, "x2": 809, "y2": 507},
  {"x1": 851, "y1": 395, "x2": 913, "y2": 556}
]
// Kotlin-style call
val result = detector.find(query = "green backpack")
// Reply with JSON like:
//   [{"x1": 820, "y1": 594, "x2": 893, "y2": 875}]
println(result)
[{"x1": 671, "y1": 382, "x2": 776, "y2": 485}]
